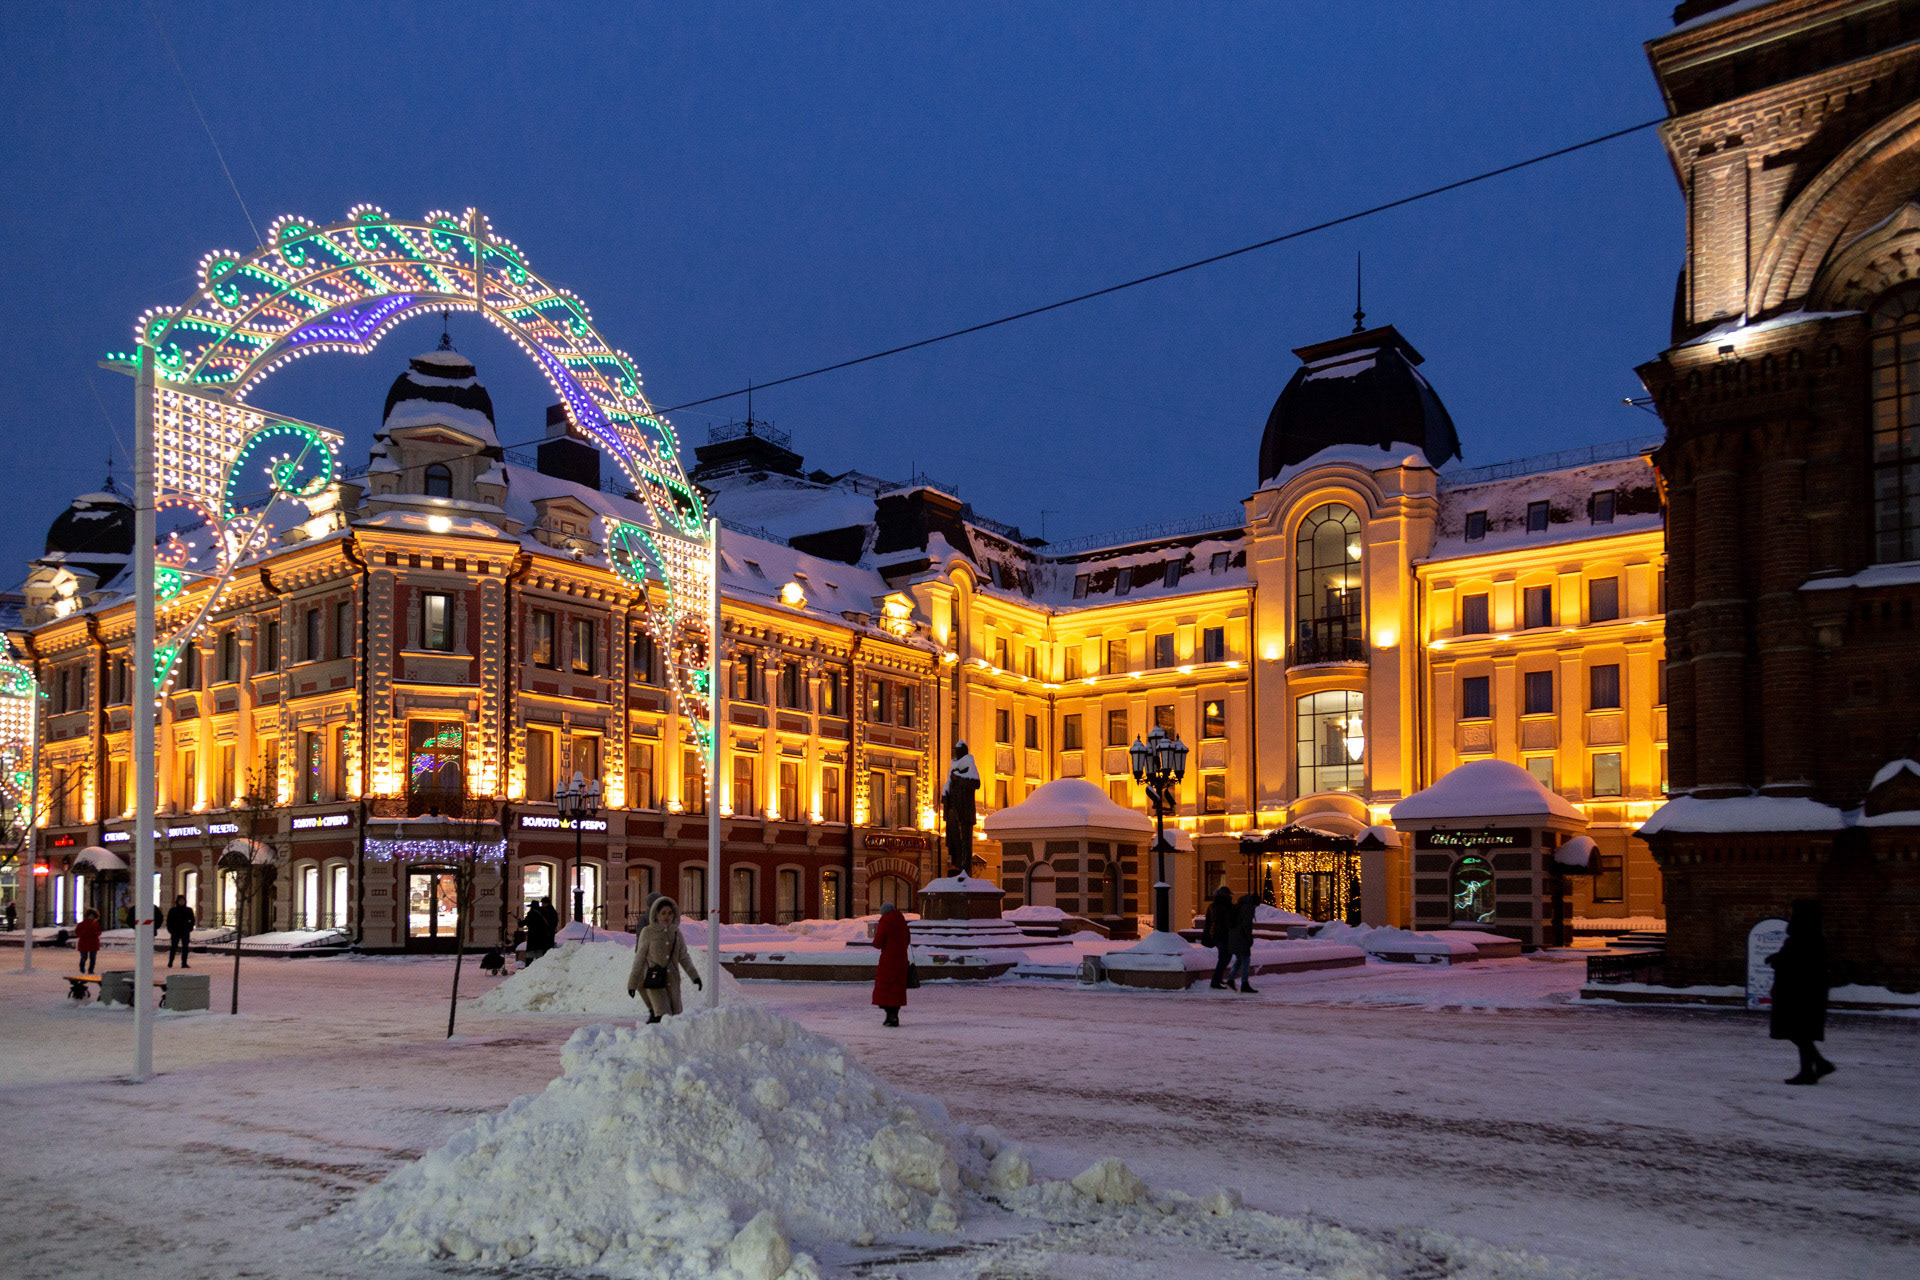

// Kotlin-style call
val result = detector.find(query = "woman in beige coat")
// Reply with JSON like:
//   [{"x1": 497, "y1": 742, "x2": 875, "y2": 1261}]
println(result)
[{"x1": 626, "y1": 896, "x2": 703, "y2": 1021}]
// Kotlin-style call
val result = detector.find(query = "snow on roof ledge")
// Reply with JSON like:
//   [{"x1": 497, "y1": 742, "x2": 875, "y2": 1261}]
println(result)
[
  {"x1": 1554, "y1": 835, "x2": 1597, "y2": 869},
  {"x1": 1391, "y1": 759, "x2": 1582, "y2": 822},
  {"x1": 1259, "y1": 441, "x2": 1431, "y2": 493},
  {"x1": 1871, "y1": 758, "x2": 1920, "y2": 790},
  {"x1": 982, "y1": 777, "x2": 1152, "y2": 835},
  {"x1": 1637, "y1": 795, "x2": 1846, "y2": 835}
]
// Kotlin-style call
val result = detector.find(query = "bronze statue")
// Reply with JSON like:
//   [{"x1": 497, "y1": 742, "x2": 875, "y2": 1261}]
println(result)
[{"x1": 940, "y1": 741, "x2": 981, "y2": 879}]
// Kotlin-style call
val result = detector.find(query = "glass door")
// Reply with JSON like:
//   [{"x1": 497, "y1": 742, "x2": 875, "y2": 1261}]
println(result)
[{"x1": 407, "y1": 869, "x2": 459, "y2": 943}]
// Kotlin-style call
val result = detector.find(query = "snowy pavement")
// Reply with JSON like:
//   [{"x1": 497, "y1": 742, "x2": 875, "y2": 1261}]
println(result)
[{"x1": 1, "y1": 954, "x2": 1915, "y2": 1279}]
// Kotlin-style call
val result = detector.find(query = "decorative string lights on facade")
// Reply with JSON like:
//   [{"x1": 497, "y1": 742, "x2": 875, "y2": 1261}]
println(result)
[
  {"x1": 0, "y1": 660, "x2": 37, "y2": 806},
  {"x1": 364, "y1": 837, "x2": 507, "y2": 864}
]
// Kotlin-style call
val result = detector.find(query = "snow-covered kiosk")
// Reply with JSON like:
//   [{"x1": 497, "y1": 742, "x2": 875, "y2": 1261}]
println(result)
[
  {"x1": 1390, "y1": 759, "x2": 1592, "y2": 949},
  {"x1": 982, "y1": 778, "x2": 1156, "y2": 940}
]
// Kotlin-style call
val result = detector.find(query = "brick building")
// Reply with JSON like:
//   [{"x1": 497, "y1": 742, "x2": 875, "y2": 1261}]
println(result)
[{"x1": 1637, "y1": 0, "x2": 1920, "y2": 988}]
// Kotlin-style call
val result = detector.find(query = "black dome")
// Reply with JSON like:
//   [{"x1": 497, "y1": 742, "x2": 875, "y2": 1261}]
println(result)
[
  {"x1": 381, "y1": 349, "x2": 496, "y2": 428},
  {"x1": 44, "y1": 481, "x2": 134, "y2": 583},
  {"x1": 1258, "y1": 324, "x2": 1460, "y2": 485}
]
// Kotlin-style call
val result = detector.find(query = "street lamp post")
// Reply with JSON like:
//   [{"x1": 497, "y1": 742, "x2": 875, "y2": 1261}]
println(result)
[
  {"x1": 555, "y1": 771, "x2": 601, "y2": 925},
  {"x1": 1129, "y1": 725, "x2": 1189, "y2": 936}
]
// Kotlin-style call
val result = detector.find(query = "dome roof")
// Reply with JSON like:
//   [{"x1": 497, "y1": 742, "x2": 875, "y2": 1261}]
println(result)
[
  {"x1": 381, "y1": 348, "x2": 498, "y2": 446},
  {"x1": 43, "y1": 479, "x2": 134, "y2": 583},
  {"x1": 1258, "y1": 324, "x2": 1460, "y2": 485},
  {"x1": 982, "y1": 777, "x2": 1152, "y2": 835}
]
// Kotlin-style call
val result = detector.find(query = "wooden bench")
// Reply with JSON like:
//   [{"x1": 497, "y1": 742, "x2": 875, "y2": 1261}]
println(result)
[{"x1": 65, "y1": 974, "x2": 101, "y2": 1000}]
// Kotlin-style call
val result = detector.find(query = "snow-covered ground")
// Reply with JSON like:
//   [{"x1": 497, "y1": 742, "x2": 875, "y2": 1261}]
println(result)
[{"x1": 2, "y1": 953, "x2": 1915, "y2": 1279}]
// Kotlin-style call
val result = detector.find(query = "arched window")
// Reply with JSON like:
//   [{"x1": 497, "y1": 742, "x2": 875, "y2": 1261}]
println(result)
[
  {"x1": 1294, "y1": 504, "x2": 1364, "y2": 662},
  {"x1": 1296, "y1": 689, "x2": 1365, "y2": 796},
  {"x1": 1870, "y1": 286, "x2": 1920, "y2": 562},
  {"x1": 424, "y1": 463, "x2": 453, "y2": 499}
]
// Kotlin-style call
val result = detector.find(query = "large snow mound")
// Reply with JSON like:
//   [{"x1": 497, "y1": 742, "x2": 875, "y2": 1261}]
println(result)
[
  {"x1": 469, "y1": 941, "x2": 745, "y2": 1015},
  {"x1": 344, "y1": 1007, "x2": 967, "y2": 1278}
]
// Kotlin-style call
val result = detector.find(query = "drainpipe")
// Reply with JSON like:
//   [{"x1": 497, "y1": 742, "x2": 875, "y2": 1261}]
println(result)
[{"x1": 340, "y1": 538, "x2": 372, "y2": 945}]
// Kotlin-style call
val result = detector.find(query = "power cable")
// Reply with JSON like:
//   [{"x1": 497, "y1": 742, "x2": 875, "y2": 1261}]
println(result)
[
  {"x1": 142, "y1": 0, "x2": 262, "y2": 248},
  {"x1": 660, "y1": 117, "x2": 1664, "y2": 413}
]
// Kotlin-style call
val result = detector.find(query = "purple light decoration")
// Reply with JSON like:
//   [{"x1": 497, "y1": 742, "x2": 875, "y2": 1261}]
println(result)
[
  {"x1": 534, "y1": 347, "x2": 612, "y2": 438},
  {"x1": 285, "y1": 294, "x2": 417, "y2": 348}
]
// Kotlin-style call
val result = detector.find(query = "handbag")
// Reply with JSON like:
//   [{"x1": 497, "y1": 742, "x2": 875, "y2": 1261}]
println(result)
[
  {"x1": 905, "y1": 963, "x2": 921, "y2": 990},
  {"x1": 642, "y1": 964, "x2": 669, "y2": 990}
]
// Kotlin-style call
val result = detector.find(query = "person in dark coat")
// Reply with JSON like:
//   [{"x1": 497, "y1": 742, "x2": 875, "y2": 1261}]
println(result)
[
  {"x1": 871, "y1": 903, "x2": 911, "y2": 1026},
  {"x1": 74, "y1": 909, "x2": 102, "y2": 974},
  {"x1": 1202, "y1": 886, "x2": 1236, "y2": 989},
  {"x1": 539, "y1": 895, "x2": 561, "y2": 934},
  {"x1": 1768, "y1": 899, "x2": 1835, "y2": 1084},
  {"x1": 1228, "y1": 893, "x2": 1259, "y2": 994},
  {"x1": 165, "y1": 895, "x2": 195, "y2": 968},
  {"x1": 522, "y1": 899, "x2": 557, "y2": 961}
]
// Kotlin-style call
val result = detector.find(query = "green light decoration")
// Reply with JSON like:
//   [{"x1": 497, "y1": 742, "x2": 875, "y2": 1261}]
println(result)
[
  {"x1": 154, "y1": 566, "x2": 184, "y2": 601},
  {"x1": 120, "y1": 205, "x2": 716, "y2": 739},
  {"x1": 154, "y1": 643, "x2": 180, "y2": 689},
  {"x1": 0, "y1": 660, "x2": 36, "y2": 701}
]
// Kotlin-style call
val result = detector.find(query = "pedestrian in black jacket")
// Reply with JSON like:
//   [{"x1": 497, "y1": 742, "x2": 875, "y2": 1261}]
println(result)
[
  {"x1": 523, "y1": 900, "x2": 557, "y2": 961},
  {"x1": 1202, "y1": 887, "x2": 1236, "y2": 989},
  {"x1": 164, "y1": 895, "x2": 195, "y2": 969},
  {"x1": 1768, "y1": 899, "x2": 1835, "y2": 1085},
  {"x1": 1229, "y1": 893, "x2": 1259, "y2": 994}
]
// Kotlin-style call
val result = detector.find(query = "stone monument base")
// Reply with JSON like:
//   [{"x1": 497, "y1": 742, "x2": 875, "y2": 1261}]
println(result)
[{"x1": 904, "y1": 875, "x2": 1069, "y2": 954}]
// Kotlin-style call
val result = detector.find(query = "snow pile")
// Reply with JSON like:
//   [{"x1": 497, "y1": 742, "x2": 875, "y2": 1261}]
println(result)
[
  {"x1": 1392, "y1": 758, "x2": 1581, "y2": 821},
  {"x1": 1315, "y1": 922, "x2": 1479, "y2": 961},
  {"x1": 1005, "y1": 905, "x2": 1068, "y2": 923},
  {"x1": 1253, "y1": 904, "x2": 1311, "y2": 926},
  {"x1": 469, "y1": 941, "x2": 743, "y2": 1015},
  {"x1": 345, "y1": 1007, "x2": 970, "y2": 1278},
  {"x1": 783, "y1": 916, "x2": 886, "y2": 944}
]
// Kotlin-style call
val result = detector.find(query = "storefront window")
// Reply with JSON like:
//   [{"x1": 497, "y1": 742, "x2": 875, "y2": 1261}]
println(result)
[
  {"x1": 730, "y1": 867, "x2": 757, "y2": 923},
  {"x1": 1296, "y1": 690, "x2": 1365, "y2": 795},
  {"x1": 299, "y1": 865, "x2": 320, "y2": 929},
  {"x1": 328, "y1": 865, "x2": 349, "y2": 928},
  {"x1": 821, "y1": 869, "x2": 841, "y2": 919},
  {"x1": 523, "y1": 863, "x2": 553, "y2": 913},
  {"x1": 1451, "y1": 854, "x2": 1494, "y2": 924}
]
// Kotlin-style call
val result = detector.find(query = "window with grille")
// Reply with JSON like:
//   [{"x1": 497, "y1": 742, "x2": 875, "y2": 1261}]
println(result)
[
  {"x1": 1870, "y1": 285, "x2": 1920, "y2": 562},
  {"x1": 1295, "y1": 504, "x2": 1362, "y2": 662}
]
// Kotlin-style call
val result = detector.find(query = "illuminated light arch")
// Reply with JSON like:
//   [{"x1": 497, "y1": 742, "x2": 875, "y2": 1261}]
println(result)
[
  {"x1": 116, "y1": 206, "x2": 716, "y2": 745},
  {"x1": 0, "y1": 659, "x2": 36, "y2": 808}
]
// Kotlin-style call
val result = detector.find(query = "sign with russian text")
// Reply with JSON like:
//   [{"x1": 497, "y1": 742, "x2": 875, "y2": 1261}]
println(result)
[
  {"x1": 1414, "y1": 828, "x2": 1530, "y2": 850},
  {"x1": 518, "y1": 814, "x2": 608, "y2": 832}
]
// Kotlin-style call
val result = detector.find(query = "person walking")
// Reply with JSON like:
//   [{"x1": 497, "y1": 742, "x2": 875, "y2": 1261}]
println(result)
[
  {"x1": 539, "y1": 895, "x2": 561, "y2": 936},
  {"x1": 74, "y1": 909, "x2": 102, "y2": 974},
  {"x1": 522, "y1": 899, "x2": 556, "y2": 962},
  {"x1": 165, "y1": 894, "x2": 195, "y2": 968},
  {"x1": 626, "y1": 896, "x2": 702, "y2": 1022},
  {"x1": 871, "y1": 902, "x2": 911, "y2": 1027},
  {"x1": 1202, "y1": 886, "x2": 1236, "y2": 990},
  {"x1": 1768, "y1": 899, "x2": 1835, "y2": 1085},
  {"x1": 1228, "y1": 893, "x2": 1259, "y2": 994}
]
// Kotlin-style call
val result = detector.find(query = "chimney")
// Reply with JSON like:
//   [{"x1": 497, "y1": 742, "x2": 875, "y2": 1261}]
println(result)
[{"x1": 538, "y1": 403, "x2": 601, "y2": 490}]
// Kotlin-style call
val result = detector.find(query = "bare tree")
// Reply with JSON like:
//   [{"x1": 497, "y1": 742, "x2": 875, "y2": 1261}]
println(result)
[
  {"x1": 435, "y1": 788, "x2": 505, "y2": 1039},
  {"x1": 222, "y1": 770, "x2": 278, "y2": 1015}
]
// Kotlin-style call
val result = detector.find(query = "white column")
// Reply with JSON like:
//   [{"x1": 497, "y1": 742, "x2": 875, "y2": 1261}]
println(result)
[{"x1": 132, "y1": 343, "x2": 157, "y2": 1082}]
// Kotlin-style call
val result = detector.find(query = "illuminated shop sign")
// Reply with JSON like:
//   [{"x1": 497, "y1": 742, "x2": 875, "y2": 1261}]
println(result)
[
  {"x1": 864, "y1": 832, "x2": 931, "y2": 854},
  {"x1": 102, "y1": 831, "x2": 130, "y2": 843},
  {"x1": 50, "y1": 834, "x2": 78, "y2": 848},
  {"x1": 291, "y1": 812, "x2": 353, "y2": 831},
  {"x1": 165, "y1": 825, "x2": 201, "y2": 839},
  {"x1": 207, "y1": 821, "x2": 239, "y2": 836},
  {"x1": 517, "y1": 814, "x2": 608, "y2": 832},
  {"x1": 1414, "y1": 828, "x2": 1531, "y2": 850}
]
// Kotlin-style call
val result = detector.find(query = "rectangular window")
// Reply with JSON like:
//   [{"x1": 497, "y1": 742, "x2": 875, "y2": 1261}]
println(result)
[
  {"x1": 1114, "y1": 570, "x2": 1131, "y2": 598},
  {"x1": 526, "y1": 728, "x2": 554, "y2": 802},
  {"x1": 730, "y1": 867, "x2": 757, "y2": 924},
  {"x1": 1588, "y1": 577, "x2": 1620, "y2": 623},
  {"x1": 182, "y1": 645, "x2": 200, "y2": 690},
  {"x1": 995, "y1": 638, "x2": 1009, "y2": 670},
  {"x1": 1590, "y1": 664, "x2": 1621, "y2": 710},
  {"x1": 1296, "y1": 689, "x2": 1365, "y2": 796},
  {"x1": 1063, "y1": 646, "x2": 1081, "y2": 680},
  {"x1": 1526, "y1": 500, "x2": 1550, "y2": 533},
  {"x1": 1072, "y1": 574, "x2": 1090, "y2": 599},
  {"x1": 332, "y1": 726, "x2": 349, "y2": 799},
  {"x1": 892, "y1": 774, "x2": 914, "y2": 828},
  {"x1": 995, "y1": 779, "x2": 1009, "y2": 810},
  {"x1": 1202, "y1": 626, "x2": 1226, "y2": 663},
  {"x1": 869, "y1": 770, "x2": 889, "y2": 826},
  {"x1": 1203, "y1": 699, "x2": 1226, "y2": 739},
  {"x1": 1460, "y1": 593, "x2": 1490, "y2": 635},
  {"x1": 112, "y1": 656, "x2": 128, "y2": 704},
  {"x1": 1062, "y1": 714, "x2": 1083, "y2": 751},
  {"x1": 820, "y1": 671, "x2": 842, "y2": 716},
  {"x1": 1461, "y1": 675, "x2": 1491, "y2": 720},
  {"x1": 682, "y1": 750, "x2": 706, "y2": 814},
  {"x1": 777, "y1": 868, "x2": 802, "y2": 924},
  {"x1": 1107, "y1": 709, "x2": 1128, "y2": 747},
  {"x1": 303, "y1": 731, "x2": 323, "y2": 804},
  {"x1": 777, "y1": 663, "x2": 802, "y2": 709},
  {"x1": 1202, "y1": 773, "x2": 1227, "y2": 814},
  {"x1": 260, "y1": 739, "x2": 279, "y2": 801},
  {"x1": 682, "y1": 866, "x2": 707, "y2": 920},
  {"x1": 572, "y1": 618, "x2": 595, "y2": 674},
  {"x1": 1525, "y1": 756, "x2": 1555, "y2": 789},
  {"x1": 779, "y1": 761, "x2": 800, "y2": 821},
  {"x1": 1152, "y1": 634, "x2": 1175, "y2": 668},
  {"x1": 821, "y1": 766, "x2": 842, "y2": 822},
  {"x1": 1107, "y1": 778, "x2": 1128, "y2": 808},
  {"x1": 217, "y1": 745, "x2": 237, "y2": 808},
  {"x1": 631, "y1": 743, "x2": 656, "y2": 809},
  {"x1": 1210, "y1": 551, "x2": 1231, "y2": 574},
  {"x1": 632, "y1": 632, "x2": 656, "y2": 684},
  {"x1": 1656, "y1": 659, "x2": 1667, "y2": 705},
  {"x1": 1590, "y1": 489, "x2": 1616, "y2": 524},
  {"x1": 732, "y1": 755, "x2": 758, "y2": 817},
  {"x1": 1023, "y1": 646, "x2": 1036, "y2": 678},
  {"x1": 1523, "y1": 585, "x2": 1553, "y2": 629},
  {"x1": 1594, "y1": 854, "x2": 1625, "y2": 903},
  {"x1": 1106, "y1": 639, "x2": 1127, "y2": 674},
  {"x1": 262, "y1": 618, "x2": 279, "y2": 672},
  {"x1": 221, "y1": 631, "x2": 239, "y2": 683},
  {"x1": 1153, "y1": 704, "x2": 1176, "y2": 732},
  {"x1": 335, "y1": 600, "x2": 353, "y2": 659},
  {"x1": 1524, "y1": 670, "x2": 1554, "y2": 716},
  {"x1": 1204, "y1": 860, "x2": 1226, "y2": 895},
  {"x1": 1024, "y1": 714, "x2": 1039, "y2": 750},
  {"x1": 896, "y1": 683, "x2": 914, "y2": 727},
  {"x1": 305, "y1": 607, "x2": 322, "y2": 662},
  {"x1": 530, "y1": 609, "x2": 556, "y2": 667},
  {"x1": 422, "y1": 592, "x2": 453, "y2": 652},
  {"x1": 1465, "y1": 510, "x2": 1487, "y2": 541},
  {"x1": 1592, "y1": 751, "x2": 1623, "y2": 797},
  {"x1": 573, "y1": 734, "x2": 601, "y2": 783},
  {"x1": 867, "y1": 676, "x2": 888, "y2": 722},
  {"x1": 995, "y1": 708, "x2": 1012, "y2": 743}
]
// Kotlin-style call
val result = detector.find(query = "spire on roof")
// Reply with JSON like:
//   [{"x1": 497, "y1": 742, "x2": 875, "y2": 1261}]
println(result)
[
  {"x1": 1352, "y1": 252, "x2": 1365, "y2": 334},
  {"x1": 437, "y1": 309, "x2": 454, "y2": 352}
]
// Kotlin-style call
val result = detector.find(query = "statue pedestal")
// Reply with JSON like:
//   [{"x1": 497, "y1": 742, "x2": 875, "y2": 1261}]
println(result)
[{"x1": 907, "y1": 875, "x2": 1060, "y2": 954}]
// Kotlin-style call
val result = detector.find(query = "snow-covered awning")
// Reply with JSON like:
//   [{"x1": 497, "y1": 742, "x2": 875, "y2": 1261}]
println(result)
[
  {"x1": 222, "y1": 838, "x2": 277, "y2": 866},
  {"x1": 70, "y1": 845, "x2": 127, "y2": 871},
  {"x1": 1392, "y1": 759, "x2": 1582, "y2": 823},
  {"x1": 1553, "y1": 835, "x2": 1598, "y2": 871},
  {"x1": 982, "y1": 778, "x2": 1151, "y2": 836}
]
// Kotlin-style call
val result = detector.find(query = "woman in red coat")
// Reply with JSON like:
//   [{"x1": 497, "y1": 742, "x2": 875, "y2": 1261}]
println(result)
[
  {"x1": 870, "y1": 903, "x2": 911, "y2": 1027},
  {"x1": 74, "y1": 909, "x2": 103, "y2": 974}
]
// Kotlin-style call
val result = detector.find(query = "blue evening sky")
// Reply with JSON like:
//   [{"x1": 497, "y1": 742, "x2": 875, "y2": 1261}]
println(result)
[{"x1": 0, "y1": 1, "x2": 1684, "y2": 577}]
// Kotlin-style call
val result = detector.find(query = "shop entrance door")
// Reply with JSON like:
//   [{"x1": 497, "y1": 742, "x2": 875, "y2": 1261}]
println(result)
[
  {"x1": 407, "y1": 869, "x2": 460, "y2": 950},
  {"x1": 1294, "y1": 871, "x2": 1338, "y2": 922}
]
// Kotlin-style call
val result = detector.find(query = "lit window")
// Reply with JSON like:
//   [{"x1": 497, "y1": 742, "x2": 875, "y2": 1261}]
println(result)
[
  {"x1": 1203, "y1": 699, "x2": 1225, "y2": 739},
  {"x1": 1295, "y1": 504, "x2": 1362, "y2": 662},
  {"x1": 1592, "y1": 752, "x2": 1623, "y2": 797},
  {"x1": 1525, "y1": 756, "x2": 1554, "y2": 789},
  {"x1": 1295, "y1": 690, "x2": 1364, "y2": 795},
  {"x1": 422, "y1": 593, "x2": 452, "y2": 652},
  {"x1": 408, "y1": 721, "x2": 463, "y2": 796}
]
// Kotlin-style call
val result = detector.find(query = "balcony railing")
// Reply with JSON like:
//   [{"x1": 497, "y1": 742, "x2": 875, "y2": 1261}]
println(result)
[{"x1": 1288, "y1": 620, "x2": 1366, "y2": 667}]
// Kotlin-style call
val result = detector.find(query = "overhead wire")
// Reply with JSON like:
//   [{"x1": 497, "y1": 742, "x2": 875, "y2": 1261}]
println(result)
[
  {"x1": 141, "y1": 0, "x2": 262, "y2": 248},
  {"x1": 659, "y1": 116, "x2": 1664, "y2": 413}
]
